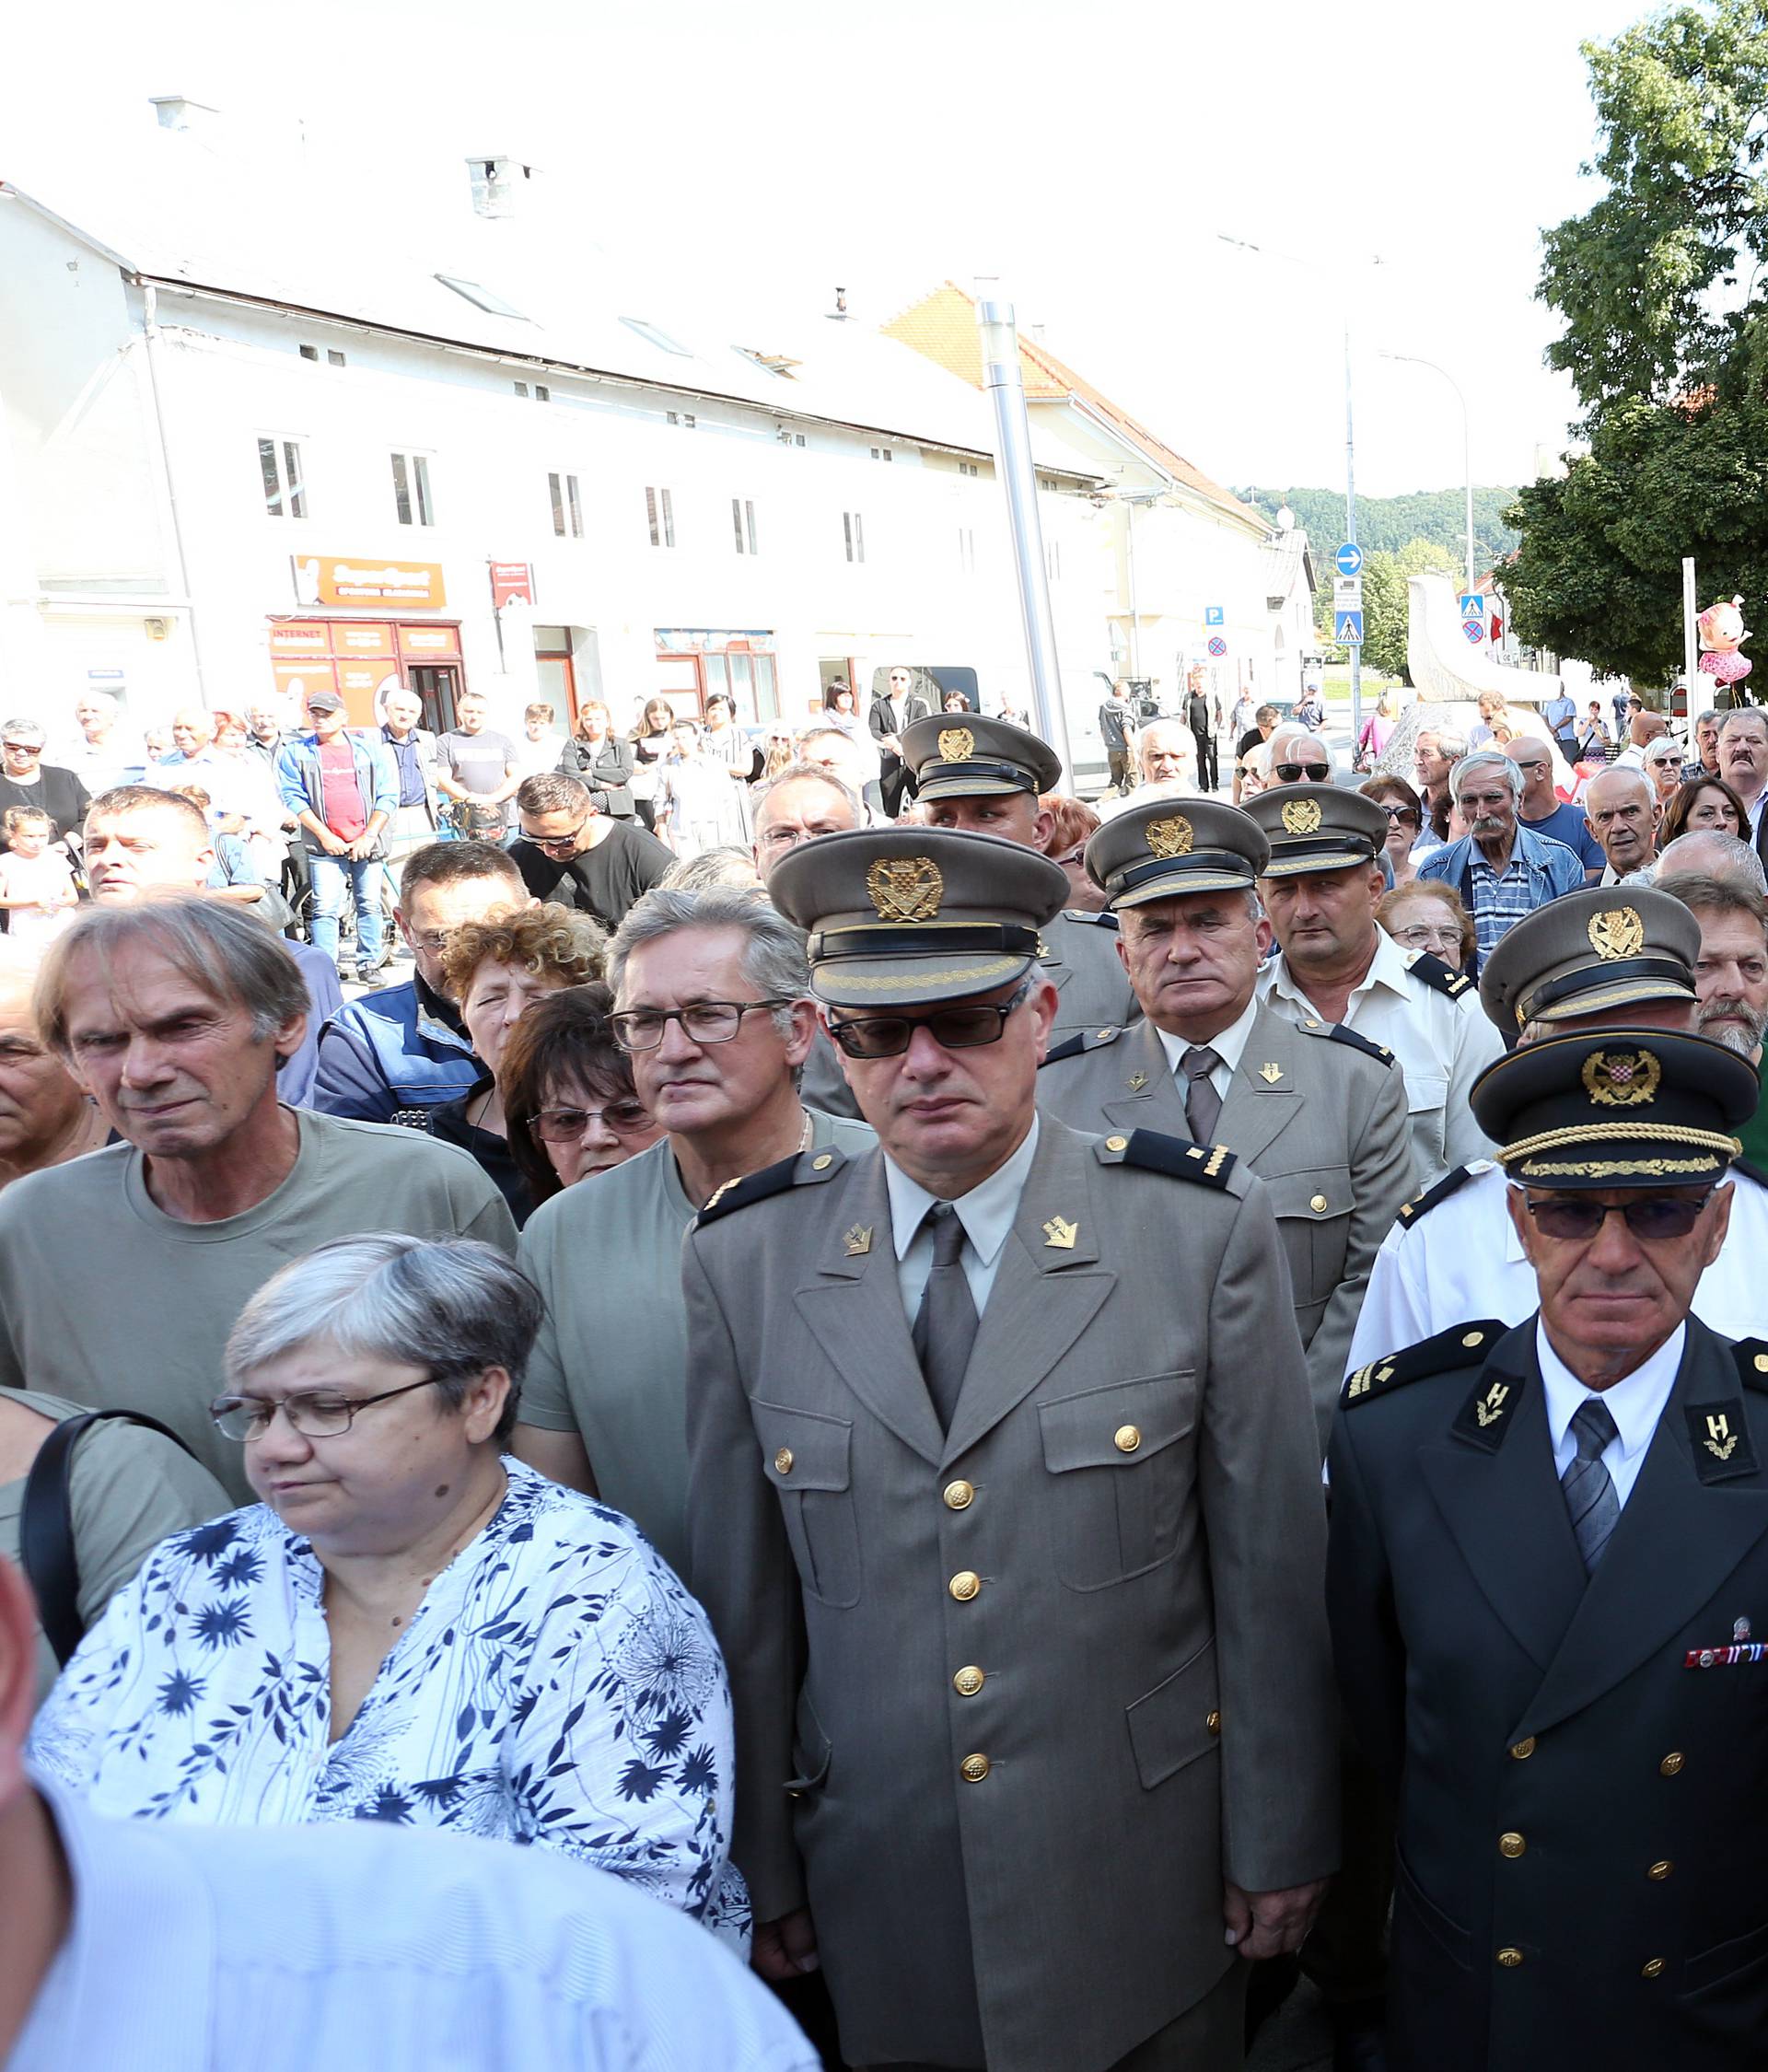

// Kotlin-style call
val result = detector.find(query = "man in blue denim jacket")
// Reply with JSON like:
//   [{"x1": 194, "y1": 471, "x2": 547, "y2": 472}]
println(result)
[
  {"x1": 1417, "y1": 750, "x2": 1585, "y2": 973},
  {"x1": 274, "y1": 692, "x2": 397, "y2": 977}
]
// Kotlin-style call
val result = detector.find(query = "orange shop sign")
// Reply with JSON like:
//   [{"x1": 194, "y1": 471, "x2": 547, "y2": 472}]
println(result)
[{"x1": 293, "y1": 555, "x2": 447, "y2": 610}]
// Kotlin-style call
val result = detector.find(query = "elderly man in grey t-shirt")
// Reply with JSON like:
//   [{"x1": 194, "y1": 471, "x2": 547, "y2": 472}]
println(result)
[
  {"x1": 513, "y1": 886, "x2": 873, "y2": 1576},
  {"x1": 0, "y1": 899, "x2": 516, "y2": 1502}
]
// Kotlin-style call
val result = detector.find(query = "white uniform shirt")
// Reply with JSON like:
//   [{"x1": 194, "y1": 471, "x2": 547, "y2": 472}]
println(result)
[
  {"x1": 1258, "y1": 932, "x2": 1502, "y2": 1186},
  {"x1": 1538, "y1": 1318, "x2": 1681, "y2": 1509},
  {"x1": 1346, "y1": 1162, "x2": 1768, "y2": 1374},
  {"x1": 887, "y1": 1115, "x2": 1041, "y2": 1321}
]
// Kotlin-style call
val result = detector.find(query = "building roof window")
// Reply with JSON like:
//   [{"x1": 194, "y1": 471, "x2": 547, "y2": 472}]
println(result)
[
  {"x1": 620, "y1": 317, "x2": 692, "y2": 356},
  {"x1": 435, "y1": 274, "x2": 529, "y2": 320}
]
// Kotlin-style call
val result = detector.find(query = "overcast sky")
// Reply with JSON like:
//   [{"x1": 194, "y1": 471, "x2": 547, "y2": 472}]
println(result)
[{"x1": 6, "y1": 0, "x2": 1646, "y2": 497}]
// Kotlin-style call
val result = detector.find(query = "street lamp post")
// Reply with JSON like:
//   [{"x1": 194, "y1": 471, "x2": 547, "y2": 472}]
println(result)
[
  {"x1": 1379, "y1": 351, "x2": 1475, "y2": 596},
  {"x1": 976, "y1": 299, "x2": 1072, "y2": 779}
]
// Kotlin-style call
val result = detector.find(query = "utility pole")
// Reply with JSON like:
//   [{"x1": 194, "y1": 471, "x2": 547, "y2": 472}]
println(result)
[
  {"x1": 976, "y1": 299, "x2": 1072, "y2": 779},
  {"x1": 1345, "y1": 328, "x2": 1361, "y2": 747}
]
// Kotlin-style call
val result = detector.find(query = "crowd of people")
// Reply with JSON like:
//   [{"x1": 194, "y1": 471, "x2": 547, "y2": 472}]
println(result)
[{"x1": 2, "y1": 675, "x2": 1767, "y2": 2072}]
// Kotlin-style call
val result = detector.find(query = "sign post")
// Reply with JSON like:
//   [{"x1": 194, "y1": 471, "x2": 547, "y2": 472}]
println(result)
[{"x1": 1682, "y1": 557, "x2": 1699, "y2": 696}]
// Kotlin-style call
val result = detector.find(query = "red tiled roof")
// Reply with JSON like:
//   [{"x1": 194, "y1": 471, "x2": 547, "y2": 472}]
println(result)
[{"x1": 881, "y1": 281, "x2": 1264, "y2": 530}]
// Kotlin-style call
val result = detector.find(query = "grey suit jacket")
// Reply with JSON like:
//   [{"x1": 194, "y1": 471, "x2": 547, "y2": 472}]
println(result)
[
  {"x1": 682, "y1": 1120, "x2": 1336, "y2": 2072},
  {"x1": 1041, "y1": 909, "x2": 1136, "y2": 1040},
  {"x1": 1037, "y1": 1006, "x2": 1417, "y2": 1441}
]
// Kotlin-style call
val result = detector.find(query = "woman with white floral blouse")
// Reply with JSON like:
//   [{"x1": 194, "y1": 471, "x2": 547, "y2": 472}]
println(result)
[{"x1": 28, "y1": 1233, "x2": 748, "y2": 1949}]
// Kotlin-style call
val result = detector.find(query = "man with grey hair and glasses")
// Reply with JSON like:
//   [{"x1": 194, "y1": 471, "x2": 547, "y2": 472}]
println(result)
[
  {"x1": 0, "y1": 897, "x2": 516, "y2": 1501},
  {"x1": 512, "y1": 886, "x2": 874, "y2": 1577},
  {"x1": 1417, "y1": 750, "x2": 1585, "y2": 971}
]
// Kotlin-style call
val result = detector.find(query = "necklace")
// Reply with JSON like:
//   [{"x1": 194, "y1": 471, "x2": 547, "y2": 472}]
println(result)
[{"x1": 700, "y1": 1107, "x2": 813, "y2": 1211}]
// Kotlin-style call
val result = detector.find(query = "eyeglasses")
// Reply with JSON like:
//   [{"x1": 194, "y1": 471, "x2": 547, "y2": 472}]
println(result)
[
  {"x1": 528, "y1": 1099, "x2": 653, "y2": 1142},
  {"x1": 1389, "y1": 924, "x2": 1464, "y2": 955},
  {"x1": 1522, "y1": 1193, "x2": 1716, "y2": 1242},
  {"x1": 1375, "y1": 803, "x2": 1421, "y2": 826},
  {"x1": 611, "y1": 998, "x2": 788, "y2": 1052},
  {"x1": 758, "y1": 822, "x2": 845, "y2": 852},
  {"x1": 210, "y1": 1375, "x2": 442, "y2": 1441},
  {"x1": 1274, "y1": 762, "x2": 1331, "y2": 783},
  {"x1": 520, "y1": 811, "x2": 592, "y2": 854},
  {"x1": 828, "y1": 976, "x2": 1034, "y2": 1059}
]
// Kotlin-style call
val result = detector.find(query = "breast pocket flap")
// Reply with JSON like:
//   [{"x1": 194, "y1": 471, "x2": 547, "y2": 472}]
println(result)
[
  {"x1": 1040, "y1": 1372, "x2": 1193, "y2": 1474},
  {"x1": 753, "y1": 1401, "x2": 852, "y2": 1493},
  {"x1": 1265, "y1": 1166, "x2": 1353, "y2": 1223}
]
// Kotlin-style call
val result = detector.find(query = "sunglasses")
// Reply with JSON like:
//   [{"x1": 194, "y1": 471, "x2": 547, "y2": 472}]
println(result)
[
  {"x1": 1522, "y1": 1193, "x2": 1714, "y2": 1241},
  {"x1": 528, "y1": 1100, "x2": 653, "y2": 1143},
  {"x1": 1376, "y1": 804, "x2": 1421, "y2": 825},
  {"x1": 1, "y1": 741, "x2": 41, "y2": 755},
  {"x1": 827, "y1": 976, "x2": 1033, "y2": 1059},
  {"x1": 1274, "y1": 762, "x2": 1330, "y2": 783}
]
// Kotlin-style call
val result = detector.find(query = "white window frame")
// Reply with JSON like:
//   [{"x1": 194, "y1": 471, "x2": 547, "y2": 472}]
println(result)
[
  {"x1": 843, "y1": 511, "x2": 866, "y2": 564},
  {"x1": 550, "y1": 471, "x2": 585, "y2": 540},
  {"x1": 390, "y1": 450, "x2": 436, "y2": 528},
  {"x1": 257, "y1": 435, "x2": 307, "y2": 519},
  {"x1": 731, "y1": 497, "x2": 759, "y2": 555},
  {"x1": 646, "y1": 485, "x2": 676, "y2": 549}
]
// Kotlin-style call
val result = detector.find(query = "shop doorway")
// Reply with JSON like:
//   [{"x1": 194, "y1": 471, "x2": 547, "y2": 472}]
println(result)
[{"x1": 409, "y1": 666, "x2": 462, "y2": 733}]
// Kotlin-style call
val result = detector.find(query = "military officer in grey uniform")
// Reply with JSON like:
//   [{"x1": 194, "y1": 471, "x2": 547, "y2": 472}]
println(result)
[
  {"x1": 1245, "y1": 782, "x2": 1502, "y2": 1187},
  {"x1": 1331, "y1": 1024, "x2": 1767, "y2": 2071},
  {"x1": 1344, "y1": 887, "x2": 1768, "y2": 1370},
  {"x1": 682, "y1": 826, "x2": 1336, "y2": 2072},
  {"x1": 899, "y1": 711, "x2": 1135, "y2": 1040},
  {"x1": 1038, "y1": 797, "x2": 1415, "y2": 1440}
]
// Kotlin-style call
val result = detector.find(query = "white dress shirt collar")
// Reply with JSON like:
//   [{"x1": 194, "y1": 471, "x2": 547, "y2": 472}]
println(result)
[
  {"x1": 1154, "y1": 993, "x2": 1260, "y2": 1083},
  {"x1": 1265, "y1": 927, "x2": 1411, "y2": 1019},
  {"x1": 1536, "y1": 1317, "x2": 1683, "y2": 1506},
  {"x1": 886, "y1": 1113, "x2": 1041, "y2": 1265}
]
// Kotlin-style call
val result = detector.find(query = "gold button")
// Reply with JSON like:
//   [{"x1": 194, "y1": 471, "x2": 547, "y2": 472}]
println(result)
[
  {"x1": 1462, "y1": 1331, "x2": 1485, "y2": 1347},
  {"x1": 1205, "y1": 1710, "x2": 1221, "y2": 1736},
  {"x1": 811, "y1": 1153, "x2": 832, "y2": 1170},
  {"x1": 1496, "y1": 1947, "x2": 1523, "y2": 1969},
  {"x1": 960, "y1": 1752, "x2": 990, "y2": 1782},
  {"x1": 1499, "y1": 1833, "x2": 1526, "y2": 1859},
  {"x1": 943, "y1": 1479, "x2": 974, "y2": 1510},
  {"x1": 1303, "y1": 1018, "x2": 1320, "y2": 1029},
  {"x1": 1114, "y1": 1424, "x2": 1142, "y2": 1453},
  {"x1": 1642, "y1": 1958, "x2": 1666, "y2": 1980},
  {"x1": 953, "y1": 1665, "x2": 984, "y2": 1697},
  {"x1": 1097, "y1": 1028, "x2": 1112, "y2": 1040},
  {"x1": 1105, "y1": 1135, "x2": 1128, "y2": 1152},
  {"x1": 1660, "y1": 1752, "x2": 1685, "y2": 1776},
  {"x1": 1309, "y1": 1193, "x2": 1329, "y2": 1214},
  {"x1": 1755, "y1": 1354, "x2": 1768, "y2": 1373},
  {"x1": 774, "y1": 1447, "x2": 794, "y2": 1475},
  {"x1": 1509, "y1": 1737, "x2": 1536, "y2": 1760},
  {"x1": 949, "y1": 1570, "x2": 981, "y2": 1601},
  {"x1": 1648, "y1": 1860, "x2": 1672, "y2": 1881}
]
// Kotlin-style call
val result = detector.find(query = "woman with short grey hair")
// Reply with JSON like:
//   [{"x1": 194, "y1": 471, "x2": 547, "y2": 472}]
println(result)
[{"x1": 29, "y1": 1233, "x2": 749, "y2": 1950}]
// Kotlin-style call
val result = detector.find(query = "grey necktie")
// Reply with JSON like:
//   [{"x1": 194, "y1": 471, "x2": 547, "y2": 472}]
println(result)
[
  {"x1": 911, "y1": 1204, "x2": 979, "y2": 1432},
  {"x1": 1562, "y1": 1398, "x2": 1621, "y2": 1574},
  {"x1": 1181, "y1": 1045, "x2": 1224, "y2": 1145}
]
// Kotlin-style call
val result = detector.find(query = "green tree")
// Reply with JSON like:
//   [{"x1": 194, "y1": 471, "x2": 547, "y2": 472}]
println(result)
[
  {"x1": 1315, "y1": 541, "x2": 1454, "y2": 677},
  {"x1": 1240, "y1": 486, "x2": 1519, "y2": 571}
]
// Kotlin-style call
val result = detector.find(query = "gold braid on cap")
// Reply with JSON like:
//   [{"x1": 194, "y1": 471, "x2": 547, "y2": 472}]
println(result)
[{"x1": 1499, "y1": 1121, "x2": 1741, "y2": 1165}]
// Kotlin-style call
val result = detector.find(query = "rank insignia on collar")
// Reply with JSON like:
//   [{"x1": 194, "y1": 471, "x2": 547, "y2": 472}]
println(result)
[
  {"x1": 1474, "y1": 1382, "x2": 1510, "y2": 1428},
  {"x1": 843, "y1": 1224, "x2": 872, "y2": 1256},
  {"x1": 1258, "y1": 1062, "x2": 1284, "y2": 1084},
  {"x1": 1685, "y1": 1400, "x2": 1759, "y2": 1481},
  {"x1": 1705, "y1": 1411, "x2": 1739, "y2": 1461},
  {"x1": 1127, "y1": 1072, "x2": 1148, "y2": 1091},
  {"x1": 1042, "y1": 1215, "x2": 1078, "y2": 1250}
]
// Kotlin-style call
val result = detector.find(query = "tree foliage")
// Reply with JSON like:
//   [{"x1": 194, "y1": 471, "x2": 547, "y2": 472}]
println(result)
[
  {"x1": 1311, "y1": 539, "x2": 1457, "y2": 678},
  {"x1": 1239, "y1": 485, "x2": 1519, "y2": 572}
]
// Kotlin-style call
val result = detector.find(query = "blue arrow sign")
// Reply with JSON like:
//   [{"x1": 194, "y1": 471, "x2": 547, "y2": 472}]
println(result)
[
  {"x1": 1204, "y1": 605, "x2": 1225, "y2": 626},
  {"x1": 1336, "y1": 541, "x2": 1363, "y2": 577},
  {"x1": 1459, "y1": 591, "x2": 1485, "y2": 622},
  {"x1": 1336, "y1": 610, "x2": 1364, "y2": 646}
]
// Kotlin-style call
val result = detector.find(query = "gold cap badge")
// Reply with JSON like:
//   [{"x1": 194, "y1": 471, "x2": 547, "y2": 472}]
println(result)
[
  {"x1": 937, "y1": 727, "x2": 975, "y2": 762},
  {"x1": 1588, "y1": 906, "x2": 1645, "y2": 960},
  {"x1": 1581, "y1": 1047, "x2": 1661, "y2": 1107},
  {"x1": 1145, "y1": 815, "x2": 1194, "y2": 859},
  {"x1": 866, "y1": 856, "x2": 944, "y2": 923},
  {"x1": 1280, "y1": 797, "x2": 1323, "y2": 835}
]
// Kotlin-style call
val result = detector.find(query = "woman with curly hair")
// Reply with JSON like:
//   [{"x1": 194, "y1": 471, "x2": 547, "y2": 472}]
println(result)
[{"x1": 396, "y1": 904, "x2": 606, "y2": 1224}]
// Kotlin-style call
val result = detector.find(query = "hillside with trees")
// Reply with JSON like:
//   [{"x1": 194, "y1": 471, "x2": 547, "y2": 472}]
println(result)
[{"x1": 1237, "y1": 486, "x2": 1520, "y2": 571}]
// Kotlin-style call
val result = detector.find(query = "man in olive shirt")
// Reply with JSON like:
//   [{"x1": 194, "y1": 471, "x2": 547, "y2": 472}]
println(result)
[
  {"x1": 0, "y1": 899, "x2": 517, "y2": 1500},
  {"x1": 509, "y1": 773, "x2": 672, "y2": 929},
  {"x1": 512, "y1": 886, "x2": 872, "y2": 1577}
]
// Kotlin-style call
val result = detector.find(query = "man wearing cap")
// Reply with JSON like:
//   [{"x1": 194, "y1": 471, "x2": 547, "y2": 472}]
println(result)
[
  {"x1": 1329, "y1": 1025, "x2": 1768, "y2": 2071},
  {"x1": 1248, "y1": 784, "x2": 1502, "y2": 1188},
  {"x1": 1038, "y1": 797, "x2": 1415, "y2": 1438},
  {"x1": 273, "y1": 691, "x2": 397, "y2": 979},
  {"x1": 683, "y1": 827, "x2": 1337, "y2": 2072},
  {"x1": 901, "y1": 712, "x2": 1136, "y2": 1040},
  {"x1": 1345, "y1": 889, "x2": 1768, "y2": 1370}
]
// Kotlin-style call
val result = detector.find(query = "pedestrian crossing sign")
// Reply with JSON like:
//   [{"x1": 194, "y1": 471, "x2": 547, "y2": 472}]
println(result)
[{"x1": 1336, "y1": 610, "x2": 1364, "y2": 646}]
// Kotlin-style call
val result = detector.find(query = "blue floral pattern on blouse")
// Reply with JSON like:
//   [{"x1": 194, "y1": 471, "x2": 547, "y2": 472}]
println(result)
[{"x1": 29, "y1": 1460, "x2": 748, "y2": 1948}]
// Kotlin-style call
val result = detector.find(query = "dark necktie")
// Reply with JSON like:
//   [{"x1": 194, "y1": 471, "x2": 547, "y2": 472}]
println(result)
[
  {"x1": 1562, "y1": 1398, "x2": 1621, "y2": 1574},
  {"x1": 911, "y1": 1204, "x2": 979, "y2": 1431},
  {"x1": 1181, "y1": 1045, "x2": 1224, "y2": 1144}
]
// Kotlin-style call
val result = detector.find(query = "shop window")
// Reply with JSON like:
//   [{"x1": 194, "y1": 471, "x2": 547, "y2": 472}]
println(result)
[
  {"x1": 258, "y1": 437, "x2": 306, "y2": 519},
  {"x1": 391, "y1": 451, "x2": 436, "y2": 528}
]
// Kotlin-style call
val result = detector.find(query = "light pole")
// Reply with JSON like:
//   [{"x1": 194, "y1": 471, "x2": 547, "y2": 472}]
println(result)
[
  {"x1": 976, "y1": 299, "x2": 1072, "y2": 778},
  {"x1": 1378, "y1": 351, "x2": 1475, "y2": 596}
]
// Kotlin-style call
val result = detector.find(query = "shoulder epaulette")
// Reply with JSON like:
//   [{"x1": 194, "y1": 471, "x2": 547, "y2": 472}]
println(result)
[
  {"x1": 1061, "y1": 907, "x2": 1119, "y2": 931},
  {"x1": 1396, "y1": 1162, "x2": 1481, "y2": 1227},
  {"x1": 1406, "y1": 950, "x2": 1476, "y2": 1001},
  {"x1": 694, "y1": 1146, "x2": 847, "y2": 1228},
  {"x1": 1095, "y1": 1126, "x2": 1238, "y2": 1190},
  {"x1": 1734, "y1": 1339, "x2": 1768, "y2": 1394},
  {"x1": 1343, "y1": 1318, "x2": 1506, "y2": 1407},
  {"x1": 1041, "y1": 1024, "x2": 1123, "y2": 1066},
  {"x1": 1297, "y1": 1017, "x2": 1394, "y2": 1066}
]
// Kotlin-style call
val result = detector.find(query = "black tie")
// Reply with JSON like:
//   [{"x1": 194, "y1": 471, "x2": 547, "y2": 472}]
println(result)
[{"x1": 911, "y1": 1205, "x2": 979, "y2": 1431}]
